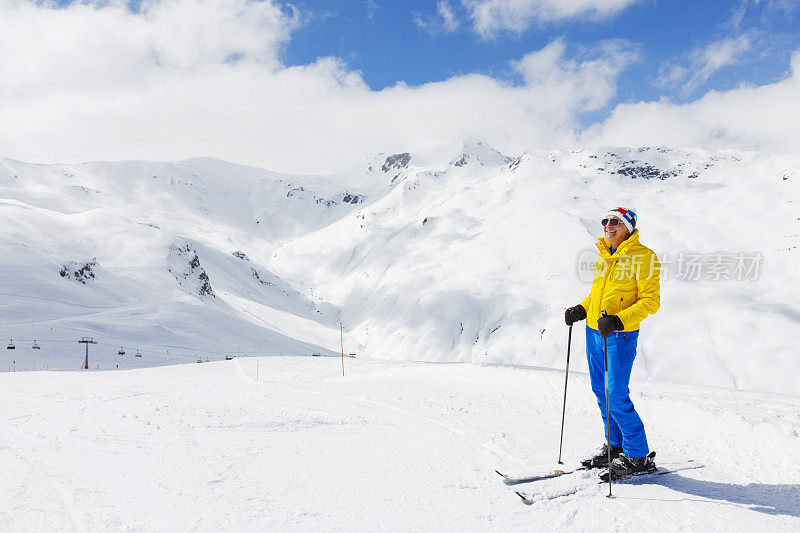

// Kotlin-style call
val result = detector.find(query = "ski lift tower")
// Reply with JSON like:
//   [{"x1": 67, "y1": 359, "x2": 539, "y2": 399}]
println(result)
[{"x1": 79, "y1": 337, "x2": 97, "y2": 370}]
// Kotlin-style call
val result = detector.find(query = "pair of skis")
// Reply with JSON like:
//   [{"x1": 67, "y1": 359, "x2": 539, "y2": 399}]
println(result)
[{"x1": 496, "y1": 458, "x2": 704, "y2": 504}]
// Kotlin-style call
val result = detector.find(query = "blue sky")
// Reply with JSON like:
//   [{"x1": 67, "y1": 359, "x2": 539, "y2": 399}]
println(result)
[{"x1": 284, "y1": 0, "x2": 800, "y2": 103}]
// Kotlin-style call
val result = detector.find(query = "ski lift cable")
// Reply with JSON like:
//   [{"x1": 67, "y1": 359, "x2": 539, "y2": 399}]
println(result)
[
  {"x1": 0, "y1": 334, "x2": 307, "y2": 359},
  {"x1": 0, "y1": 336, "x2": 227, "y2": 356}
]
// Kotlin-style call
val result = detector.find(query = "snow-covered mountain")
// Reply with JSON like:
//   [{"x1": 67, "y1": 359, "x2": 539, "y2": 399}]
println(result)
[
  {"x1": 0, "y1": 156, "x2": 371, "y2": 369},
  {"x1": 268, "y1": 140, "x2": 800, "y2": 395},
  {"x1": 2, "y1": 141, "x2": 799, "y2": 394}
]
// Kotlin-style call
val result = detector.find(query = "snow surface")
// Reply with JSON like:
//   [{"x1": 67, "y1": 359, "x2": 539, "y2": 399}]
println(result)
[
  {"x1": 2, "y1": 141, "x2": 800, "y2": 529},
  {"x1": 1, "y1": 356, "x2": 798, "y2": 531}
]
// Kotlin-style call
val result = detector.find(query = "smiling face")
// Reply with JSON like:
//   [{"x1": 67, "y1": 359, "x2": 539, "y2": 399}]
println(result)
[{"x1": 604, "y1": 216, "x2": 630, "y2": 249}]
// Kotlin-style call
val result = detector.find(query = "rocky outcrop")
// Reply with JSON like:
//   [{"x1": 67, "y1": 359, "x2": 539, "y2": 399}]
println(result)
[
  {"x1": 168, "y1": 243, "x2": 214, "y2": 298},
  {"x1": 59, "y1": 258, "x2": 97, "y2": 284}
]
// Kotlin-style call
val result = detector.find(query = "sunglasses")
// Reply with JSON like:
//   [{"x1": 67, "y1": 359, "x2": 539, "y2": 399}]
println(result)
[{"x1": 601, "y1": 218, "x2": 622, "y2": 227}]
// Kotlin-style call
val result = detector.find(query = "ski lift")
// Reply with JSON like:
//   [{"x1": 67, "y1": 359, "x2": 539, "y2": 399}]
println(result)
[
  {"x1": 225, "y1": 355, "x2": 233, "y2": 360},
  {"x1": 6, "y1": 339, "x2": 15, "y2": 350},
  {"x1": 196, "y1": 357, "x2": 203, "y2": 363},
  {"x1": 135, "y1": 349, "x2": 142, "y2": 358},
  {"x1": 118, "y1": 347, "x2": 126, "y2": 356},
  {"x1": 32, "y1": 340, "x2": 41, "y2": 349}
]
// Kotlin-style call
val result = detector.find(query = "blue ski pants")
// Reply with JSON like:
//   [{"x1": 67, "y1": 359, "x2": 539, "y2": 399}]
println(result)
[{"x1": 586, "y1": 326, "x2": 649, "y2": 458}]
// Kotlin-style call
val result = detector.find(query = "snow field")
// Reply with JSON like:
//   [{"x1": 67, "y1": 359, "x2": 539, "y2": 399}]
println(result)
[
  {"x1": 0, "y1": 356, "x2": 798, "y2": 531},
  {"x1": 2, "y1": 142, "x2": 800, "y2": 530}
]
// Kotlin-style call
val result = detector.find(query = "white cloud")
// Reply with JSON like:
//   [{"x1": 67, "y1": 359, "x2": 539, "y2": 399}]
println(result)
[
  {"x1": 0, "y1": 0, "x2": 637, "y2": 174},
  {"x1": 9, "y1": 0, "x2": 797, "y2": 176},
  {"x1": 728, "y1": 0, "x2": 798, "y2": 31},
  {"x1": 585, "y1": 50, "x2": 800, "y2": 154},
  {"x1": 438, "y1": 1, "x2": 461, "y2": 32},
  {"x1": 656, "y1": 36, "x2": 752, "y2": 94},
  {"x1": 414, "y1": 1, "x2": 460, "y2": 34},
  {"x1": 513, "y1": 38, "x2": 641, "y2": 112},
  {"x1": 0, "y1": 0, "x2": 298, "y2": 95},
  {"x1": 461, "y1": 0, "x2": 640, "y2": 39}
]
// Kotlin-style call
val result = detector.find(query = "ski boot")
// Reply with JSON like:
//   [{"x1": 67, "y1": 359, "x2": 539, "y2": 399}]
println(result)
[
  {"x1": 581, "y1": 443, "x2": 623, "y2": 468},
  {"x1": 601, "y1": 451, "x2": 657, "y2": 481}
]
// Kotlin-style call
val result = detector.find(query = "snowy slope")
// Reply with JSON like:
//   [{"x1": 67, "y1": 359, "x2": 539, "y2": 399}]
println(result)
[
  {"x1": 267, "y1": 141, "x2": 800, "y2": 395},
  {"x1": 0, "y1": 157, "x2": 372, "y2": 370},
  {"x1": 2, "y1": 142, "x2": 800, "y2": 396},
  {"x1": 1, "y1": 357, "x2": 797, "y2": 531}
]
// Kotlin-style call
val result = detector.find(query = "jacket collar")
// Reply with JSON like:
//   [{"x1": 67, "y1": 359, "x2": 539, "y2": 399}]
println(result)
[{"x1": 595, "y1": 229, "x2": 640, "y2": 259}]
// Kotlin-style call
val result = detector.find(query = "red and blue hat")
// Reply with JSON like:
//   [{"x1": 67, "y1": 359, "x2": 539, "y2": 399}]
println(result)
[{"x1": 604, "y1": 207, "x2": 637, "y2": 233}]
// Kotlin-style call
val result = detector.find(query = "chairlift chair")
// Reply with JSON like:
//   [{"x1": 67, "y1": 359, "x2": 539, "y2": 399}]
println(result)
[
  {"x1": 135, "y1": 349, "x2": 142, "y2": 358},
  {"x1": 118, "y1": 347, "x2": 125, "y2": 356},
  {"x1": 7, "y1": 339, "x2": 15, "y2": 350},
  {"x1": 32, "y1": 340, "x2": 40, "y2": 349}
]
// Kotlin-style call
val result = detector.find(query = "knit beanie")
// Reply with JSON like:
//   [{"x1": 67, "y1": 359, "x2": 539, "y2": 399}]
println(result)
[{"x1": 604, "y1": 207, "x2": 637, "y2": 234}]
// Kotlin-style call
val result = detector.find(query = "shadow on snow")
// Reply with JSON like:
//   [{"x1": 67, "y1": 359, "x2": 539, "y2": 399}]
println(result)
[{"x1": 628, "y1": 474, "x2": 800, "y2": 517}]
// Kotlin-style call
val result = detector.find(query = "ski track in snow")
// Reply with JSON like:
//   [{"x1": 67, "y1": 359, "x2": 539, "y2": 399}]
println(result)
[{"x1": 0, "y1": 357, "x2": 798, "y2": 531}]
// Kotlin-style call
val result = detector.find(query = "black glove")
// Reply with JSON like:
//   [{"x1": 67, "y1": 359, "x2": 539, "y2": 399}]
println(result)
[
  {"x1": 564, "y1": 305, "x2": 586, "y2": 326},
  {"x1": 597, "y1": 314, "x2": 624, "y2": 337}
]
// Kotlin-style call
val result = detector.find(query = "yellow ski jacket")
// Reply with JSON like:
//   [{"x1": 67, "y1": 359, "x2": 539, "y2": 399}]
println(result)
[{"x1": 580, "y1": 230, "x2": 661, "y2": 332}]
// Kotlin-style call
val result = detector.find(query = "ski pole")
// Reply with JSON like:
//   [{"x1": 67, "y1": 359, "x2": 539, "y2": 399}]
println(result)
[
  {"x1": 557, "y1": 324, "x2": 573, "y2": 465},
  {"x1": 602, "y1": 310, "x2": 613, "y2": 498}
]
